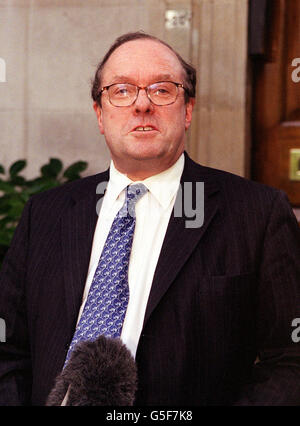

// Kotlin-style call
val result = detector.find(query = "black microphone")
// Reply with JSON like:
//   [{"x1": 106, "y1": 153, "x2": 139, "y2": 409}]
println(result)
[{"x1": 46, "y1": 335, "x2": 137, "y2": 406}]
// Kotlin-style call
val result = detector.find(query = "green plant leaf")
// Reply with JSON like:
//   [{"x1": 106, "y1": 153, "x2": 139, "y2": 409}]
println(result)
[
  {"x1": 0, "y1": 157, "x2": 88, "y2": 267},
  {"x1": 9, "y1": 175, "x2": 26, "y2": 186},
  {"x1": 9, "y1": 160, "x2": 26, "y2": 178},
  {"x1": 19, "y1": 192, "x2": 30, "y2": 203},
  {"x1": 63, "y1": 161, "x2": 88, "y2": 181},
  {"x1": 6, "y1": 200, "x2": 25, "y2": 220},
  {"x1": 0, "y1": 228, "x2": 15, "y2": 246},
  {"x1": 41, "y1": 158, "x2": 63, "y2": 179},
  {"x1": 0, "y1": 197, "x2": 12, "y2": 214},
  {"x1": 0, "y1": 217, "x2": 14, "y2": 227},
  {"x1": 26, "y1": 177, "x2": 44, "y2": 186},
  {"x1": 0, "y1": 192, "x2": 23, "y2": 209},
  {"x1": 24, "y1": 178, "x2": 60, "y2": 196},
  {"x1": 0, "y1": 180, "x2": 16, "y2": 194}
]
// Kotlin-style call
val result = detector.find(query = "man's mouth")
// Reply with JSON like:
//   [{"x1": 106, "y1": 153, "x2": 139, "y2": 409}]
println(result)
[{"x1": 132, "y1": 126, "x2": 157, "y2": 132}]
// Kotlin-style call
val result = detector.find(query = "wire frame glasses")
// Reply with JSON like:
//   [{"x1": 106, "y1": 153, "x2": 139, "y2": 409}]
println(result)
[{"x1": 100, "y1": 81, "x2": 185, "y2": 106}]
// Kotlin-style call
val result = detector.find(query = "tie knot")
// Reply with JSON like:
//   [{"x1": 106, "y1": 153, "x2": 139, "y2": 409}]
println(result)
[
  {"x1": 118, "y1": 183, "x2": 147, "y2": 219},
  {"x1": 127, "y1": 183, "x2": 148, "y2": 204}
]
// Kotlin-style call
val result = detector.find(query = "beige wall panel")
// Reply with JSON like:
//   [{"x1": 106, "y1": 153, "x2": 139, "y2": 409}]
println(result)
[
  {"x1": 189, "y1": 0, "x2": 248, "y2": 176},
  {"x1": 26, "y1": 110, "x2": 110, "y2": 178},
  {"x1": 0, "y1": 111, "x2": 26, "y2": 167},
  {"x1": 0, "y1": 5, "x2": 27, "y2": 109},
  {"x1": 0, "y1": 5, "x2": 28, "y2": 171}
]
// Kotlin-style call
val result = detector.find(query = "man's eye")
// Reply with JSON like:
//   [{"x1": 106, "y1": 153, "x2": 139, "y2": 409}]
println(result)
[
  {"x1": 152, "y1": 85, "x2": 172, "y2": 96},
  {"x1": 156, "y1": 88, "x2": 169, "y2": 94},
  {"x1": 115, "y1": 87, "x2": 128, "y2": 96}
]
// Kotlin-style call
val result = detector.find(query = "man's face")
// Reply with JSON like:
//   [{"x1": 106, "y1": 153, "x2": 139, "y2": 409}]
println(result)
[{"x1": 94, "y1": 39, "x2": 194, "y2": 179}]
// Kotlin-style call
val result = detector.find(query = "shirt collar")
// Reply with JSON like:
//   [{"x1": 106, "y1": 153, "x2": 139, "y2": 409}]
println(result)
[{"x1": 107, "y1": 153, "x2": 184, "y2": 210}]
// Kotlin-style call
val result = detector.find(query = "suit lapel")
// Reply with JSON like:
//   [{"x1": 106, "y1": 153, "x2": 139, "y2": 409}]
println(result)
[
  {"x1": 143, "y1": 154, "x2": 220, "y2": 326},
  {"x1": 61, "y1": 170, "x2": 109, "y2": 335}
]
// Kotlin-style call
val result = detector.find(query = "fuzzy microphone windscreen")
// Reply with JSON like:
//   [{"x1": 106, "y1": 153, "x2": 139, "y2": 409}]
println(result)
[{"x1": 46, "y1": 335, "x2": 138, "y2": 406}]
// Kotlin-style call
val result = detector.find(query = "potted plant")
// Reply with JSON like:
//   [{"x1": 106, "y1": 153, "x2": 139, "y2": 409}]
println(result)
[{"x1": 0, "y1": 158, "x2": 88, "y2": 267}]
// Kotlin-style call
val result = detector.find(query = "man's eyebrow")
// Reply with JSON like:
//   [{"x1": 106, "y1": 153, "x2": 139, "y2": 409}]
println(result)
[
  {"x1": 151, "y1": 74, "x2": 176, "y2": 82},
  {"x1": 106, "y1": 74, "x2": 177, "y2": 85},
  {"x1": 108, "y1": 75, "x2": 132, "y2": 84}
]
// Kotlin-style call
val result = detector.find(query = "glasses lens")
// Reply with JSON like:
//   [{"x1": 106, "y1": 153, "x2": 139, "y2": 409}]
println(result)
[
  {"x1": 108, "y1": 83, "x2": 137, "y2": 106},
  {"x1": 148, "y1": 82, "x2": 178, "y2": 105}
]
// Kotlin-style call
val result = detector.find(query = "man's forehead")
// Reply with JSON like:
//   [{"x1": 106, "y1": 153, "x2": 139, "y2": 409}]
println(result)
[{"x1": 101, "y1": 39, "x2": 184, "y2": 83}]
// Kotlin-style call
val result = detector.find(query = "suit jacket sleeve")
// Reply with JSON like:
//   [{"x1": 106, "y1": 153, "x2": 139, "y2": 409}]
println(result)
[
  {"x1": 0, "y1": 199, "x2": 32, "y2": 405},
  {"x1": 233, "y1": 190, "x2": 300, "y2": 405}
]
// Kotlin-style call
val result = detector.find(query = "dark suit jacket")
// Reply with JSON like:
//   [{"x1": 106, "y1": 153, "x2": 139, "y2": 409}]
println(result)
[{"x1": 0, "y1": 152, "x2": 299, "y2": 405}]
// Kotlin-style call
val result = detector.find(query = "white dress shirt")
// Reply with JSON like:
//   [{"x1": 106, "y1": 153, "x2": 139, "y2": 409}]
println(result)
[{"x1": 77, "y1": 153, "x2": 184, "y2": 358}]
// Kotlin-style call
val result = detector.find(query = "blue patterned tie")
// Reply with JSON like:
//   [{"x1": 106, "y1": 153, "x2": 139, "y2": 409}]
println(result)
[{"x1": 64, "y1": 183, "x2": 148, "y2": 366}]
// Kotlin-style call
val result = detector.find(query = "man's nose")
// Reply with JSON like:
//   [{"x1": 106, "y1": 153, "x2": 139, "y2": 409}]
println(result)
[{"x1": 133, "y1": 88, "x2": 153, "y2": 113}]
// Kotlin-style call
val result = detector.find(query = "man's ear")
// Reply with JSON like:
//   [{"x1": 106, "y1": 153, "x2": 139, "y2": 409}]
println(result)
[
  {"x1": 93, "y1": 102, "x2": 104, "y2": 134},
  {"x1": 185, "y1": 98, "x2": 195, "y2": 131}
]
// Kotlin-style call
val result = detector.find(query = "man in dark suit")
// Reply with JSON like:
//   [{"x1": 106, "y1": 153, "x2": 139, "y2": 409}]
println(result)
[{"x1": 0, "y1": 32, "x2": 299, "y2": 406}]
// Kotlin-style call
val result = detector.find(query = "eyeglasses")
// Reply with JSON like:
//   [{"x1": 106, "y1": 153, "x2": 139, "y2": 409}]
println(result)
[{"x1": 99, "y1": 81, "x2": 186, "y2": 107}]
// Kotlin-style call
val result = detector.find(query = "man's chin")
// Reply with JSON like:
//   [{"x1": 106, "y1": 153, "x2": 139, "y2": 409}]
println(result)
[{"x1": 125, "y1": 143, "x2": 167, "y2": 161}]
